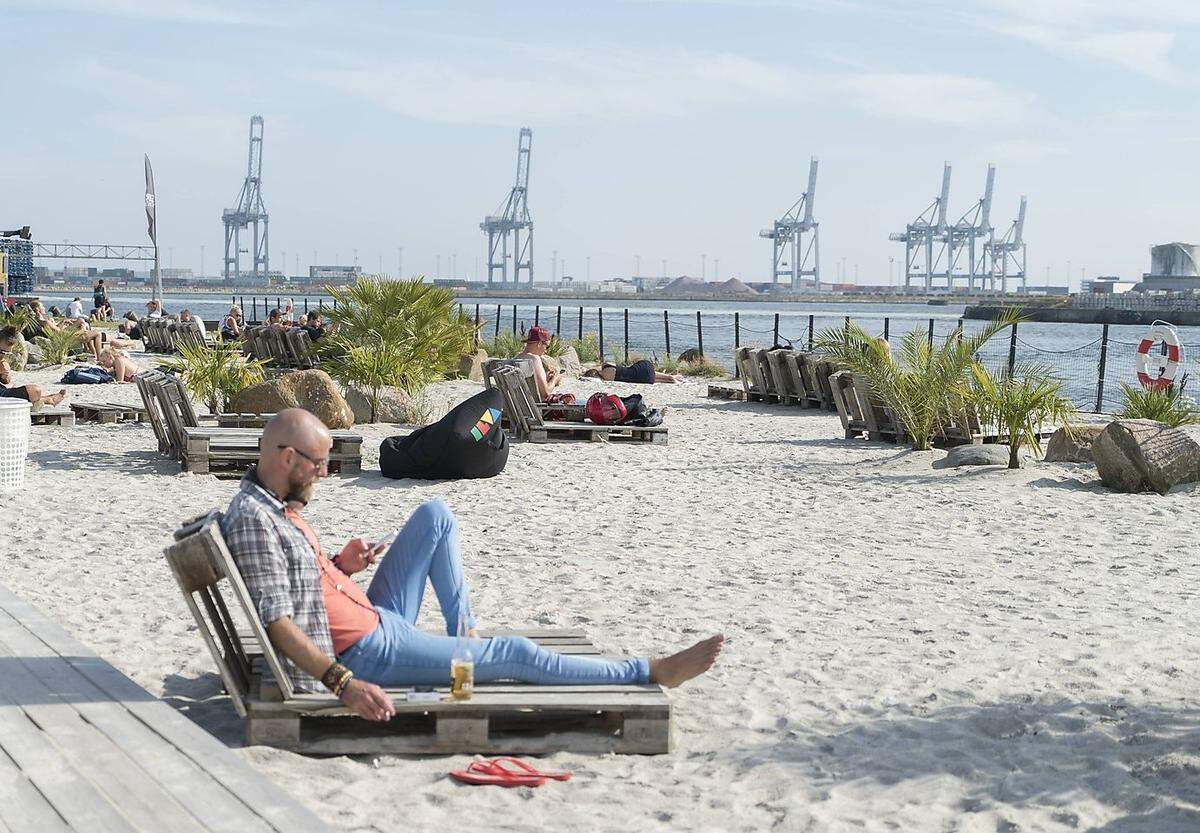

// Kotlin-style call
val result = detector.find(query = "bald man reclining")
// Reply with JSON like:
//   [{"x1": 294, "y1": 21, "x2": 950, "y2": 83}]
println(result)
[{"x1": 221, "y1": 409, "x2": 723, "y2": 721}]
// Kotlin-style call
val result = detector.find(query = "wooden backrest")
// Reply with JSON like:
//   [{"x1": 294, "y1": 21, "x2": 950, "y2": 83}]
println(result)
[
  {"x1": 134, "y1": 369, "x2": 172, "y2": 453},
  {"x1": 163, "y1": 511, "x2": 297, "y2": 710},
  {"x1": 828, "y1": 370, "x2": 864, "y2": 431},
  {"x1": 765, "y1": 349, "x2": 795, "y2": 397},
  {"x1": 782, "y1": 351, "x2": 811, "y2": 400},
  {"x1": 733, "y1": 348, "x2": 757, "y2": 394},
  {"x1": 493, "y1": 365, "x2": 538, "y2": 436},
  {"x1": 286, "y1": 329, "x2": 315, "y2": 368}
]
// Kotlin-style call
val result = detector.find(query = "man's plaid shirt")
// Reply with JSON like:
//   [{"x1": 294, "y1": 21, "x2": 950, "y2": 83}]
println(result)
[{"x1": 221, "y1": 469, "x2": 333, "y2": 693}]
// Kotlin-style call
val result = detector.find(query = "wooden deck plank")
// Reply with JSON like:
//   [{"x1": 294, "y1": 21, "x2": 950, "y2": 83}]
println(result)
[
  {"x1": 0, "y1": 586, "x2": 330, "y2": 833},
  {"x1": 0, "y1": 605, "x2": 275, "y2": 833},
  {"x1": 0, "y1": 748, "x2": 72, "y2": 833}
]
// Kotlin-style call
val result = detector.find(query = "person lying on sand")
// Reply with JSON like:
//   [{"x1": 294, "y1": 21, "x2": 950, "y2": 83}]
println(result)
[
  {"x1": 96, "y1": 346, "x2": 141, "y2": 383},
  {"x1": 0, "y1": 326, "x2": 65, "y2": 406},
  {"x1": 221, "y1": 409, "x2": 724, "y2": 721},
  {"x1": 583, "y1": 360, "x2": 683, "y2": 384}
]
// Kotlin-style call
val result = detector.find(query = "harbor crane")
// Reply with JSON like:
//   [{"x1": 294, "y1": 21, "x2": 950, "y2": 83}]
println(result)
[
  {"x1": 759, "y1": 157, "x2": 820, "y2": 291},
  {"x1": 481, "y1": 127, "x2": 533, "y2": 285},
  {"x1": 890, "y1": 162, "x2": 953, "y2": 292},
  {"x1": 985, "y1": 196, "x2": 1027, "y2": 293},
  {"x1": 948, "y1": 164, "x2": 995, "y2": 292},
  {"x1": 222, "y1": 115, "x2": 269, "y2": 282}
]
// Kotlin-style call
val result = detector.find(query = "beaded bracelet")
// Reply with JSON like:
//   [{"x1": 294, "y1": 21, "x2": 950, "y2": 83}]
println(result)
[{"x1": 332, "y1": 669, "x2": 354, "y2": 697}]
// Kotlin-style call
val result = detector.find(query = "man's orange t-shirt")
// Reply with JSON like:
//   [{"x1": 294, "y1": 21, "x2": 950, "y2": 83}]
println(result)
[{"x1": 285, "y1": 508, "x2": 381, "y2": 654}]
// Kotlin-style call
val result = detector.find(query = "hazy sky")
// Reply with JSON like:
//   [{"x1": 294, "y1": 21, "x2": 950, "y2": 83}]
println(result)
[{"x1": 5, "y1": 0, "x2": 1200, "y2": 289}]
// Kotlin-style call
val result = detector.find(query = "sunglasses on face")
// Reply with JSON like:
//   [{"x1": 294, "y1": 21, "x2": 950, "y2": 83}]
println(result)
[{"x1": 277, "y1": 444, "x2": 329, "y2": 473}]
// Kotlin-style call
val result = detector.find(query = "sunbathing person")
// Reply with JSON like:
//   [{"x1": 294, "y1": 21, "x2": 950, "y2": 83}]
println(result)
[
  {"x1": 96, "y1": 346, "x2": 140, "y2": 383},
  {"x1": 219, "y1": 306, "x2": 243, "y2": 341},
  {"x1": 32, "y1": 302, "x2": 104, "y2": 360},
  {"x1": 516, "y1": 325, "x2": 564, "y2": 401},
  {"x1": 221, "y1": 409, "x2": 723, "y2": 720},
  {"x1": 584, "y1": 359, "x2": 683, "y2": 384},
  {"x1": 0, "y1": 326, "x2": 65, "y2": 405}
]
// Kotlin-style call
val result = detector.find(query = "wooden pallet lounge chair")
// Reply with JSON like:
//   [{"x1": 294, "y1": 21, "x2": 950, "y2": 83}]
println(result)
[
  {"x1": 733, "y1": 347, "x2": 769, "y2": 402},
  {"x1": 829, "y1": 371, "x2": 869, "y2": 439},
  {"x1": 781, "y1": 350, "x2": 817, "y2": 409},
  {"x1": 29, "y1": 406, "x2": 75, "y2": 427},
  {"x1": 69, "y1": 401, "x2": 148, "y2": 424},
  {"x1": 134, "y1": 369, "x2": 362, "y2": 475},
  {"x1": 764, "y1": 349, "x2": 801, "y2": 406},
  {"x1": 164, "y1": 512, "x2": 673, "y2": 754},
  {"x1": 829, "y1": 371, "x2": 903, "y2": 442},
  {"x1": 794, "y1": 352, "x2": 835, "y2": 410},
  {"x1": 284, "y1": 329, "x2": 318, "y2": 369},
  {"x1": 494, "y1": 365, "x2": 667, "y2": 445}
]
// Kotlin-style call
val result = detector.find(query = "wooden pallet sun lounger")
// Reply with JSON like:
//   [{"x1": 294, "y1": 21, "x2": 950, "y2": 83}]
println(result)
[
  {"x1": 0, "y1": 582, "x2": 330, "y2": 832},
  {"x1": 493, "y1": 365, "x2": 668, "y2": 445},
  {"x1": 165, "y1": 512, "x2": 674, "y2": 755},
  {"x1": 29, "y1": 406, "x2": 76, "y2": 427},
  {"x1": 70, "y1": 401, "x2": 148, "y2": 424}
]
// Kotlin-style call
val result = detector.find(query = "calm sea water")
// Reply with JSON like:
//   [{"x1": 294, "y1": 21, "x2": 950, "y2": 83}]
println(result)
[{"x1": 39, "y1": 290, "x2": 1200, "y2": 412}]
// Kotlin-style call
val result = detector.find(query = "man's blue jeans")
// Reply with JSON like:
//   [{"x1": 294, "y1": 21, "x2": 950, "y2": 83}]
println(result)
[{"x1": 339, "y1": 500, "x2": 650, "y2": 687}]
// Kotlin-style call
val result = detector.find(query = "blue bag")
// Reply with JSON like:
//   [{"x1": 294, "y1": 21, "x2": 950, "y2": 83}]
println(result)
[{"x1": 60, "y1": 365, "x2": 115, "y2": 384}]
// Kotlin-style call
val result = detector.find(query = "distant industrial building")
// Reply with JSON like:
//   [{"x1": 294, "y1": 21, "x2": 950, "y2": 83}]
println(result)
[
  {"x1": 1082, "y1": 276, "x2": 1138, "y2": 294},
  {"x1": 1138, "y1": 242, "x2": 1200, "y2": 292},
  {"x1": 309, "y1": 265, "x2": 361, "y2": 282}
]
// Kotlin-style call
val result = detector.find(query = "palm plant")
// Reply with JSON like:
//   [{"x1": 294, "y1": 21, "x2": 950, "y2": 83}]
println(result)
[
  {"x1": 1118, "y1": 378, "x2": 1200, "y2": 427},
  {"x1": 815, "y1": 313, "x2": 1021, "y2": 451},
  {"x1": 33, "y1": 328, "x2": 83, "y2": 366},
  {"x1": 315, "y1": 278, "x2": 474, "y2": 421},
  {"x1": 969, "y1": 362, "x2": 1076, "y2": 469},
  {"x1": 162, "y1": 340, "x2": 268, "y2": 415},
  {"x1": 482, "y1": 330, "x2": 524, "y2": 358},
  {"x1": 1, "y1": 306, "x2": 35, "y2": 370}
]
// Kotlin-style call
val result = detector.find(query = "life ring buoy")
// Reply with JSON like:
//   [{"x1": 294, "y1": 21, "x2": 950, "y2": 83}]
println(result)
[{"x1": 1135, "y1": 320, "x2": 1182, "y2": 391}]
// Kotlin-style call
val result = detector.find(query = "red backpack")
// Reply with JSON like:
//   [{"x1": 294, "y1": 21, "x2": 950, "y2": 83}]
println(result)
[{"x1": 585, "y1": 392, "x2": 627, "y2": 425}]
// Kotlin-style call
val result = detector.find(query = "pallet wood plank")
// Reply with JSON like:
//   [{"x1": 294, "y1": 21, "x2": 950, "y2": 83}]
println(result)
[
  {"x1": 0, "y1": 586, "x2": 329, "y2": 833},
  {"x1": 0, "y1": 748, "x2": 71, "y2": 833}
]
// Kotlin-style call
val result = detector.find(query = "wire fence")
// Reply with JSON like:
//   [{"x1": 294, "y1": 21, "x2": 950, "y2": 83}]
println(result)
[{"x1": 461, "y1": 302, "x2": 1200, "y2": 414}]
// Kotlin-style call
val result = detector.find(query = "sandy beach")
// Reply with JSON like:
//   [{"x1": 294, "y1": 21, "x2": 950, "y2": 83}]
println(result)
[{"x1": 4, "y1": 360, "x2": 1199, "y2": 832}]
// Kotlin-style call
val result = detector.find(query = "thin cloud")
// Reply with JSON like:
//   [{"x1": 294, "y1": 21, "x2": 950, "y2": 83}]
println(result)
[
  {"x1": 1, "y1": 0, "x2": 277, "y2": 25},
  {"x1": 310, "y1": 47, "x2": 1033, "y2": 129},
  {"x1": 983, "y1": 139, "x2": 1070, "y2": 161}
]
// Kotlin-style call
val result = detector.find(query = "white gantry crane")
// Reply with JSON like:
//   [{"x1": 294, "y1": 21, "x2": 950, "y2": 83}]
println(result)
[
  {"x1": 890, "y1": 162, "x2": 953, "y2": 292},
  {"x1": 481, "y1": 127, "x2": 533, "y2": 285},
  {"x1": 985, "y1": 196, "x2": 1027, "y2": 293},
  {"x1": 949, "y1": 164, "x2": 995, "y2": 292},
  {"x1": 222, "y1": 115, "x2": 269, "y2": 282},
  {"x1": 760, "y1": 157, "x2": 820, "y2": 291}
]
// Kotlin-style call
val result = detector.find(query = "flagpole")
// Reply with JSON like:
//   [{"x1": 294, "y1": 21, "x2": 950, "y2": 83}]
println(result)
[
  {"x1": 154, "y1": 244, "x2": 162, "y2": 303},
  {"x1": 144, "y1": 154, "x2": 162, "y2": 303}
]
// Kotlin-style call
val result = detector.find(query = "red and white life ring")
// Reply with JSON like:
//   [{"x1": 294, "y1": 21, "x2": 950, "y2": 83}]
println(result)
[{"x1": 1135, "y1": 321, "x2": 1183, "y2": 391}]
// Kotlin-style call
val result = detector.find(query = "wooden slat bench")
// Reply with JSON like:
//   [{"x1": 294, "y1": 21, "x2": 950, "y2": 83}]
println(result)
[
  {"x1": 70, "y1": 401, "x2": 148, "y2": 424},
  {"x1": 494, "y1": 366, "x2": 667, "y2": 445},
  {"x1": 29, "y1": 406, "x2": 76, "y2": 427},
  {"x1": 0, "y1": 582, "x2": 330, "y2": 832},
  {"x1": 165, "y1": 513, "x2": 673, "y2": 755},
  {"x1": 706, "y1": 383, "x2": 746, "y2": 401}
]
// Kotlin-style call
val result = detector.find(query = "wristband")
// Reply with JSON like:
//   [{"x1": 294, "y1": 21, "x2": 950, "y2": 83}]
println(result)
[
  {"x1": 333, "y1": 669, "x2": 354, "y2": 697},
  {"x1": 321, "y1": 661, "x2": 350, "y2": 693}
]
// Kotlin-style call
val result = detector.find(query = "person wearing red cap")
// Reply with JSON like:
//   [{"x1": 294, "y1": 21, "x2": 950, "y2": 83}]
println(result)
[{"x1": 516, "y1": 325, "x2": 563, "y2": 401}]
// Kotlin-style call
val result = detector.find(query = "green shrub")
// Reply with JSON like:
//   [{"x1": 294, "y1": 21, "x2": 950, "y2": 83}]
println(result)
[
  {"x1": 970, "y1": 362, "x2": 1076, "y2": 469},
  {"x1": 657, "y1": 353, "x2": 682, "y2": 374},
  {"x1": 316, "y1": 277, "x2": 474, "y2": 419},
  {"x1": 162, "y1": 340, "x2": 268, "y2": 414},
  {"x1": 482, "y1": 330, "x2": 524, "y2": 358},
  {"x1": 567, "y1": 334, "x2": 600, "y2": 363},
  {"x1": 33, "y1": 328, "x2": 83, "y2": 366},
  {"x1": 1118, "y1": 380, "x2": 1200, "y2": 427},
  {"x1": 680, "y1": 355, "x2": 727, "y2": 378},
  {"x1": 816, "y1": 313, "x2": 1021, "y2": 451}
]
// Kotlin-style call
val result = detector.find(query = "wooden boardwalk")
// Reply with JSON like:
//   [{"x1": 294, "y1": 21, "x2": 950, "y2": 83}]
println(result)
[{"x1": 0, "y1": 584, "x2": 330, "y2": 833}]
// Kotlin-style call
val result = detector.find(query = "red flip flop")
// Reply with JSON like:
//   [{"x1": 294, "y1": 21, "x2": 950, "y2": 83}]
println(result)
[{"x1": 449, "y1": 758, "x2": 573, "y2": 787}]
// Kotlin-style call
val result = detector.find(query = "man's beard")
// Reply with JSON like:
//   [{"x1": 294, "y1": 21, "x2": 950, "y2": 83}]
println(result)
[{"x1": 284, "y1": 469, "x2": 315, "y2": 506}]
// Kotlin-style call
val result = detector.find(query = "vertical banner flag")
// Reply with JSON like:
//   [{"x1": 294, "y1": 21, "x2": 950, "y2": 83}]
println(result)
[{"x1": 144, "y1": 154, "x2": 157, "y2": 245}]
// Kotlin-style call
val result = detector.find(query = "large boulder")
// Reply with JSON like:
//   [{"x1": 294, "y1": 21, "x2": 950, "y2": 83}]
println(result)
[
  {"x1": 345, "y1": 385, "x2": 417, "y2": 424},
  {"x1": 1093, "y1": 419, "x2": 1200, "y2": 494},
  {"x1": 1044, "y1": 425, "x2": 1107, "y2": 464},
  {"x1": 457, "y1": 349, "x2": 487, "y2": 382},
  {"x1": 932, "y1": 443, "x2": 1014, "y2": 469},
  {"x1": 8, "y1": 334, "x2": 28, "y2": 371},
  {"x1": 555, "y1": 345, "x2": 582, "y2": 378},
  {"x1": 230, "y1": 369, "x2": 355, "y2": 428}
]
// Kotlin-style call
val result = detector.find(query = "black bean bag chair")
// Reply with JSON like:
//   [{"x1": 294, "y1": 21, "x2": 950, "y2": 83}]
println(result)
[{"x1": 379, "y1": 388, "x2": 509, "y2": 480}]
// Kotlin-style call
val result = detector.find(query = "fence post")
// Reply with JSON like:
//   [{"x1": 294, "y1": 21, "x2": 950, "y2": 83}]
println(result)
[
  {"x1": 511, "y1": 304, "x2": 517, "y2": 335},
  {"x1": 598, "y1": 308, "x2": 604, "y2": 360},
  {"x1": 494, "y1": 304, "x2": 501, "y2": 338},
  {"x1": 927, "y1": 318, "x2": 934, "y2": 347},
  {"x1": 883, "y1": 317, "x2": 889, "y2": 341},
  {"x1": 534, "y1": 305, "x2": 540, "y2": 327},
  {"x1": 578, "y1": 306, "x2": 583, "y2": 341},
  {"x1": 1095, "y1": 323, "x2": 1110, "y2": 413},
  {"x1": 316, "y1": 297, "x2": 320, "y2": 312},
  {"x1": 304, "y1": 297, "x2": 309, "y2": 314},
  {"x1": 664, "y1": 311, "x2": 672, "y2": 359},
  {"x1": 696, "y1": 311, "x2": 704, "y2": 357},
  {"x1": 276, "y1": 296, "x2": 280, "y2": 312},
  {"x1": 473, "y1": 305, "x2": 480, "y2": 350},
  {"x1": 251, "y1": 297, "x2": 258, "y2": 322},
  {"x1": 624, "y1": 308, "x2": 630, "y2": 363},
  {"x1": 844, "y1": 315, "x2": 850, "y2": 345},
  {"x1": 1006, "y1": 322, "x2": 1018, "y2": 378},
  {"x1": 556, "y1": 305, "x2": 562, "y2": 335},
  {"x1": 807, "y1": 314, "x2": 814, "y2": 351},
  {"x1": 773, "y1": 312, "x2": 780, "y2": 345},
  {"x1": 240, "y1": 295, "x2": 245, "y2": 315}
]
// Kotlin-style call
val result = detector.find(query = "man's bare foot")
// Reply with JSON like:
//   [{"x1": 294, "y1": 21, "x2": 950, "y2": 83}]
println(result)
[
  {"x1": 43, "y1": 390, "x2": 66, "y2": 406},
  {"x1": 649, "y1": 634, "x2": 724, "y2": 688}
]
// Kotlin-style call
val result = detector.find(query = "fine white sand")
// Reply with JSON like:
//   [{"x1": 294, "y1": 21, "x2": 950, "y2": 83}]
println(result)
[{"x1": 4, "y1": 359, "x2": 1200, "y2": 832}]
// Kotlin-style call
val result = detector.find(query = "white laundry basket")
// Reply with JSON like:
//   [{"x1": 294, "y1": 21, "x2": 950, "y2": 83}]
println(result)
[{"x1": 0, "y1": 398, "x2": 32, "y2": 491}]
